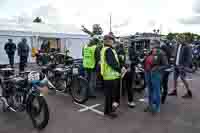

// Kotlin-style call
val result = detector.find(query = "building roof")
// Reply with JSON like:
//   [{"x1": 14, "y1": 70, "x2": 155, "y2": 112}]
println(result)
[{"x1": 0, "y1": 22, "x2": 89, "y2": 39}]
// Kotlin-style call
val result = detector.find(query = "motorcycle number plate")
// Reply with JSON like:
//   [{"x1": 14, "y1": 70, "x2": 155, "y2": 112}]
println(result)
[
  {"x1": 72, "y1": 68, "x2": 79, "y2": 74},
  {"x1": 28, "y1": 72, "x2": 40, "y2": 81}
]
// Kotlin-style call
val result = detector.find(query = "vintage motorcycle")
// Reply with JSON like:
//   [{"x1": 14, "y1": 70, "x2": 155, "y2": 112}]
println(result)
[
  {"x1": 0, "y1": 68, "x2": 54, "y2": 130},
  {"x1": 41, "y1": 59, "x2": 89, "y2": 104},
  {"x1": 36, "y1": 50, "x2": 73, "y2": 66}
]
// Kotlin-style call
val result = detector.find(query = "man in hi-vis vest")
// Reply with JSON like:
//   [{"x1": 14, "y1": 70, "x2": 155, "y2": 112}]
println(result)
[
  {"x1": 83, "y1": 36, "x2": 100, "y2": 98},
  {"x1": 101, "y1": 35, "x2": 121, "y2": 118}
]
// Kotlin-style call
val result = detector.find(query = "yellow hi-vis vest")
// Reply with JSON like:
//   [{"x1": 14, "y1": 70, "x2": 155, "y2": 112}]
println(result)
[
  {"x1": 101, "y1": 46, "x2": 120, "y2": 80},
  {"x1": 83, "y1": 45, "x2": 97, "y2": 69}
]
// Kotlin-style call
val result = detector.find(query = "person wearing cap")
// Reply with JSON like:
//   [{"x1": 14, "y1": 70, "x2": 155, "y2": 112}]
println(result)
[
  {"x1": 82, "y1": 35, "x2": 101, "y2": 98},
  {"x1": 101, "y1": 35, "x2": 121, "y2": 118},
  {"x1": 18, "y1": 38, "x2": 30, "y2": 72},
  {"x1": 4, "y1": 39, "x2": 16, "y2": 68},
  {"x1": 144, "y1": 40, "x2": 168, "y2": 114}
]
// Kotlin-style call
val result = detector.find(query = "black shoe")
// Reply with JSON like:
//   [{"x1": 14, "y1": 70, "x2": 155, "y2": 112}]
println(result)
[
  {"x1": 182, "y1": 91, "x2": 192, "y2": 99},
  {"x1": 168, "y1": 90, "x2": 177, "y2": 96},
  {"x1": 161, "y1": 97, "x2": 166, "y2": 104},
  {"x1": 104, "y1": 113, "x2": 118, "y2": 119},
  {"x1": 88, "y1": 95, "x2": 97, "y2": 99},
  {"x1": 144, "y1": 106, "x2": 152, "y2": 112}
]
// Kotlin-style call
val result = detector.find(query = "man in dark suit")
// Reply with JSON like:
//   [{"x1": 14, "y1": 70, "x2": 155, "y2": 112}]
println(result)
[
  {"x1": 168, "y1": 36, "x2": 193, "y2": 98},
  {"x1": 4, "y1": 39, "x2": 16, "y2": 68},
  {"x1": 18, "y1": 38, "x2": 30, "y2": 72}
]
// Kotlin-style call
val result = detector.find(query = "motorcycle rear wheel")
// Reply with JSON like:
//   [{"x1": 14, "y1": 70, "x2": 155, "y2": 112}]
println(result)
[{"x1": 70, "y1": 76, "x2": 89, "y2": 104}]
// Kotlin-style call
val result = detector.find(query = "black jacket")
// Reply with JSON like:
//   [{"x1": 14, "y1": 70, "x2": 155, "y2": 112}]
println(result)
[
  {"x1": 161, "y1": 44, "x2": 172, "y2": 62},
  {"x1": 179, "y1": 44, "x2": 192, "y2": 67},
  {"x1": 128, "y1": 45, "x2": 137, "y2": 65},
  {"x1": 4, "y1": 42, "x2": 16, "y2": 55},
  {"x1": 115, "y1": 45, "x2": 126, "y2": 67},
  {"x1": 18, "y1": 42, "x2": 30, "y2": 57},
  {"x1": 105, "y1": 47, "x2": 121, "y2": 73}
]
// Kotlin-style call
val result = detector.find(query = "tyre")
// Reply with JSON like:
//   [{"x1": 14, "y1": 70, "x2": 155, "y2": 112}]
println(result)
[
  {"x1": 36, "y1": 57, "x2": 43, "y2": 66},
  {"x1": 27, "y1": 95, "x2": 49, "y2": 130},
  {"x1": 191, "y1": 61, "x2": 198, "y2": 72},
  {"x1": 38, "y1": 60, "x2": 43, "y2": 66},
  {"x1": 55, "y1": 79, "x2": 67, "y2": 93},
  {"x1": 70, "y1": 76, "x2": 88, "y2": 104}
]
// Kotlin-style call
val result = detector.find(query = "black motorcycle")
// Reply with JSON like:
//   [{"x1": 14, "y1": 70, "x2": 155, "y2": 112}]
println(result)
[
  {"x1": 36, "y1": 51, "x2": 73, "y2": 66},
  {"x1": 41, "y1": 59, "x2": 89, "y2": 104},
  {"x1": 0, "y1": 68, "x2": 53, "y2": 130}
]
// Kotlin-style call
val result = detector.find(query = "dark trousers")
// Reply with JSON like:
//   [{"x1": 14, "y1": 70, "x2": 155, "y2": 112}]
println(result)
[
  {"x1": 104, "y1": 79, "x2": 120, "y2": 114},
  {"x1": 19, "y1": 56, "x2": 28, "y2": 72},
  {"x1": 8, "y1": 54, "x2": 14, "y2": 67},
  {"x1": 122, "y1": 71, "x2": 134, "y2": 102},
  {"x1": 85, "y1": 71, "x2": 96, "y2": 96},
  {"x1": 161, "y1": 72, "x2": 170, "y2": 104}
]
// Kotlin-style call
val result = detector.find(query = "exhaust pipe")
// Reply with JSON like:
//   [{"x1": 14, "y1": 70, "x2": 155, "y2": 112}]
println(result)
[{"x1": 0, "y1": 97, "x2": 17, "y2": 112}]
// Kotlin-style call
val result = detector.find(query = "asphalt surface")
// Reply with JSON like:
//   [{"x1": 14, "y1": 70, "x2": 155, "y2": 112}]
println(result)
[{"x1": 0, "y1": 65, "x2": 200, "y2": 133}]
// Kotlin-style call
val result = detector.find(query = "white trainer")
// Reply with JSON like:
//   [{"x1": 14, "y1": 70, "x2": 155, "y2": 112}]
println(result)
[
  {"x1": 128, "y1": 102, "x2": 136, "y2": 108},
  {"x1": 112, "y1": 102, "x2": 119, "y2": 108}
]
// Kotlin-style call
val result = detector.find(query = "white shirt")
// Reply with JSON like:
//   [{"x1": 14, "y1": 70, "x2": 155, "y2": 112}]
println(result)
[{"x1": 176, "y1": 44, "x2": 182, "y2": 65}]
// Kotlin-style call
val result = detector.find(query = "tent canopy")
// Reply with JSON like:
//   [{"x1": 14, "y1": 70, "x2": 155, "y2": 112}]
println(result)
[{"x1": 0, "y1": 22, "x2": 89, "y2": 39}]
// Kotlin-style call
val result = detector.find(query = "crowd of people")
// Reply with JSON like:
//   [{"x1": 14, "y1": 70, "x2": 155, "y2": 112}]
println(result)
[
  {"x1": 4, "y1": 34, "x2": 193, "y2": 119},
  {"x1": 82, "y1": 34, "x2": 193, "y2": 118},
  {"x1": 4, "y1": 38, "x2": 30, "y2": 72}
]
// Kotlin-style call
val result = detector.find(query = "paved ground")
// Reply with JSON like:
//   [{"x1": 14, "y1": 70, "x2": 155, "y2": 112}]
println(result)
[{"x1": 0, "y1": 65, "x2": 200, "y2": 133}]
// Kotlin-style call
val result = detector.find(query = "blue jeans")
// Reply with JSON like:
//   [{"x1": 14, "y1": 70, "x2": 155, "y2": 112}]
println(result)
[{"x1": 145, "y1": 71, "x2": 161, "y2": 112}]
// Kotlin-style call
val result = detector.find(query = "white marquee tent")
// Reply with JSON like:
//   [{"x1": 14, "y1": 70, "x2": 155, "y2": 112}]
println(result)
[{"x1": 0, "y1": 22, "x2": 90, "y2": 64}]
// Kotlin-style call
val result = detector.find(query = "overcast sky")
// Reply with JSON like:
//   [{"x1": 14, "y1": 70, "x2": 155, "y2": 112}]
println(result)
[{"x1": 0, "y1": 0, "x2": 199, "y2": 35}]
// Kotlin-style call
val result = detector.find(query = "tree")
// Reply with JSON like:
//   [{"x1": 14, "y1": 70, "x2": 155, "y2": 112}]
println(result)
[
  {"x1": 166, "y1": 33, "x2": 175, "y2": 41},
  {"x1": 33, "y1": 17, "x2": 42, "y2": 23},
  {"x1": 81, "y1": 24, "x2": 103, "y2": 37},
  {"x1": 92, "y1": 24, "x2": 103, "y2": 35},
  {"x1": 81, "y1": 25, "x2": 93, "y2": 36}
]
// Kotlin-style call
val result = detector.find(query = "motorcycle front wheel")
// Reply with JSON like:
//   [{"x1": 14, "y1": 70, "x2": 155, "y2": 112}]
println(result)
[
  {"x1": 191, "y1": 61, "x2": 198, "y2": 72},
  {"x1": 70, "y1": 76, "x2": 89, "y2": 104},
  {"x1": 26, "y1": 95, "x2": 49, "y2": 130},
  {"x1": 36, "y1": 57, "x2": 43, "y2": 66}
]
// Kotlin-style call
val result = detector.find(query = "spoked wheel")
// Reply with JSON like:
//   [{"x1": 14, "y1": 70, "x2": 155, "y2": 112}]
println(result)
[
  {"x1": 36, "y1": 57, "x2": 43, "y2": 66},
  {"x1": 27, "y1": 95, "x2": 49, "y2": 130},
  {"x1": 133, "y1": 72, "x2": 145, "y2": 93},
  {"x1": 70, "y1": 76, "x2": 88, "y2": 104},
  {"x1": 55, "y1": 79, "x2": 67, "y2": 93}
]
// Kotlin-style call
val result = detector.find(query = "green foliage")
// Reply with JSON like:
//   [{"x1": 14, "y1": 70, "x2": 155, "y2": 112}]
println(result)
[
  {"x1": 167, "y1": 32, "x2": 200, "y2": 43},
  {"x1": 81, "y1": 24, "x2": 103, "y2": 37},
  {"x1": 33, "y1": 17, "x2": 42, "y2": 23},
  {"x1": 92, "y1": 24, "x2": 103, "y2": 35}
]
